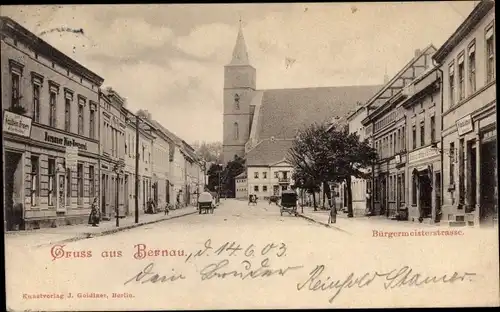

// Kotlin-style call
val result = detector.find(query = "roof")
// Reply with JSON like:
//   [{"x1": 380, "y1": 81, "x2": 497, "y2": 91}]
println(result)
[
  {"x1": 246, "y1": 139, "x2": 294, "y2": 166},
  {"x1": 235, "y1": 172, "x2": 247, "y2": 179},
  {"x1": 0, "y1": 16, "x2": 104, "y2": 86},
  {"x1": 254, "y1": 85, "x2": 381, "y2": 141},
  {"x1": 433, "y1": 0, "x2": 494, "y2": 63},
  {"x1": 228, "y1": 24, "x2": 250, "y2": 66}
]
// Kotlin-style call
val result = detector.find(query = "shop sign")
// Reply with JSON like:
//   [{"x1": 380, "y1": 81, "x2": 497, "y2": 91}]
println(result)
[
  {"x1": 3, "y1": 111, "x2": 32, "y2": 137},
  {"x1": 65, "y1": 146, "x2": 79, "y2": 171},
  {"x1": 30, "y1": 125, "x2": 98, "y2": 154},
  {"x1": 408, "y1": 146, "x2": 439, "y2": 164},
  {"x1": 456, "y1": 115, "x2": 474, "y2": 136}
]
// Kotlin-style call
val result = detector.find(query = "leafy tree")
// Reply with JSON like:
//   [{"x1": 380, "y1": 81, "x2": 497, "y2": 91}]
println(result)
[
  {"x1": 192, "y1": 141, "x2": 222, "y2": 163},
  {"x1": 221, "y1": 155, "x2": 246, "y2": 198},
  {"x1": 206, "y1": 163, "x2": 223, "y2": 192},
  {"x1": 288, "y1": 122, "x2": 378, "y2": 216}
]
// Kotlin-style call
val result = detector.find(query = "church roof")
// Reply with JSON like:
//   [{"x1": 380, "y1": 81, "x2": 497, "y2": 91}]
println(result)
[
  {"x1": 254, "y1": 85, "x2": 381, "y2": 141},
  {"x1": 229, "y1": 25, "x2": 250, "y2": 66},
  {"x1": 246, "y1": 139, "x2": 294, "y2": 167}
]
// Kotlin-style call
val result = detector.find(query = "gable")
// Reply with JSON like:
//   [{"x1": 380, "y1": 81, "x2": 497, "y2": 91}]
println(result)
[{"x1": 246, "y1": 139, "x2": 294, "y2": 167}]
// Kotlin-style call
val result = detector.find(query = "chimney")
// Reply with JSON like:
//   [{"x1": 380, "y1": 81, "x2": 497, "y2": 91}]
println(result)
[{"x1": 414, "y1": 49, "x2": 421, "y2": 57}]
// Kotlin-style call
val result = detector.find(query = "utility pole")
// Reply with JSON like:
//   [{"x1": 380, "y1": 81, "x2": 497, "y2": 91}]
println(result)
[{"x1": 134, "y1": 116, "x2": 140, "y2": 224}]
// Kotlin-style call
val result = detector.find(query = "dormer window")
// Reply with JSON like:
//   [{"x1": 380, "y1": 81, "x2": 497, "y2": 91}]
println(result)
[{"x1": 234, "y1": 94, "x2": 240, "y2": 110}]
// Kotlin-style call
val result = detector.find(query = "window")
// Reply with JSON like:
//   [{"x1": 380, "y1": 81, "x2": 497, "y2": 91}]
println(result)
[
  {"x1": 468, "y1": 43, "x2": 476, "y2": 94},
  {"x1": 401, "y1": 173, "x2": 405, "y2": 203},
  {"x1": 420, "y1": 120, "x2": 425, "y2": 147},
  {"x1": 254, "y1": 185, "x2": 259, "y2": 192},
  {"x1": 412, "y1": 125, "x2": 417, "y2": 149},
  {"x1": 254, "y1": 172, "x2": 259, "y2": 179},
  {"x1": 233, "y1": 122, "x2": 239, "y2": 140},
  {"x1": 77, "y1": 164, "x2": 84, "y2": 205},
  {"x1": 389, "y1": 135, "x2": 393, "y2": 156},
  {"x1": 458, "y1": 53, "x2": 465, "y2": 100},
  {"x1": 89, "y1": 165, "x2": 95, "y2": 198},
  {"x1": 486, "y1": 25, "x2": 495, "y2": 83},
  {"x1": 30, "y1": 155, "x2": 39, "y2": 206},
  {"x1": 412, "y1": 174, "x2": 417, "y2": 205},
  {"x1": 66, "y1": 168, "x2": 71, "y2": 205},
  {"x1": 65, "y1": 97, "x2": 71, "y2": 132},
  {"x1": 49, "y1": 91, "x2": 57, "y2": 127},
  {"x1": 402, "y1": 126, "x2": 405, "y2": 150},
  {"x1": 274, "y1": 172, "x2": 279, "y2": 178},
  {"x1": 89, "y1": 108, "x2": 95, "y2": 139},
  {"x1": 263, "y1": 185, "x2": 268, "y2": 192},
  {"x1": 449, "y1": 142, "x2": 455, "y2": 186},
  {"x1": 430, "y1": 116, "x2": 436, "y2": 143},
  {"x1": 48, "y1": 158, "x2": 56, "y2": 206},
  {"x1": 78, "y1": 102, "x2": 84, "y2": 135},
  {"x1": 449, "y1": 63, "x2": 455, "y2": 106},
  {"x1": 11, "y1": 72, "x2": 20, "y2": 109},
  {"x1": 234, "y1": 94, "x2": 240, "y2": 110},
  {"x1": 263, "y1": 172, "x2": 267, "y2": 179},
  {"x1": 33, "y1": 84, "x2": 40, "y2": 122},
  {"x1": 396, "y1": 130, "x2": 400, "y2": 154}
]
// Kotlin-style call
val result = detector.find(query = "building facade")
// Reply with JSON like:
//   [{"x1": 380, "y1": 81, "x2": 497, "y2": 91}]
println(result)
[
  {"x1": 402, "y1": 67, "x2": 442, "y2": 224},
  {"x1": 2, "y1": 17, "x2": 104, "y2": 230},
  {"x1": 235, "y1": 172, "x2": 247, "y2": 199},
  {"x1": 363, "y1": 46, "x2": 436, "y2": 219},
  {"x1": 433, "y1": 0, "x2": 496, "y2": 227},
  {"x1": 247, "y1": 159, "x2": 293, "y2": 200},
  {"x1": 99, "y1": 88, "x2": 126, "y2": 219},
  {"x1": 151, "y1": 127, "x2": 171, "y2": 211}
]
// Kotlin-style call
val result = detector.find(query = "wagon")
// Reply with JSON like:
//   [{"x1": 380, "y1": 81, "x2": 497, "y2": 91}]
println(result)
[
  {"x1": 280, "y1": 190, "x2": 298, "y2": 217},
  {"x1": 198, "y1": 192, "x2": 215, "y2": 214}
]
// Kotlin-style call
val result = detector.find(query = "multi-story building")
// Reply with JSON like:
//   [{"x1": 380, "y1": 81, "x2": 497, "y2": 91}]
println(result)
[
  {"x1": 401, "y1": 67, "x2": 442, "y2": 224},
  {"x1": 2, "y1": 17, "x2": 104, "y2": 230},
  {"x1": 99, "y1": 88, "x2": 126, "y2": 219},
  {"x1": 151, "y1": 123, "x2": 171, "y2": 211},
  {"x1": 433, "y1": 0, "x2": 496, "y2": 227},
  {"x1": 123, "y1": 107, "x2": 136, "y2": 216},
  {"x1": 235, "y1": 172, "x2": 247, "y2": 199},
  {"x1": 362, "y1": 45, "x2": 436, "y2": 219},
  {"x1": 138, "y1": 120, "x2": 155, "y2": 212}
]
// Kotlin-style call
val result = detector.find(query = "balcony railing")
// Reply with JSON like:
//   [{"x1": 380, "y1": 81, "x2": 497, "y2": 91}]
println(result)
[{"x1": 278, "y1": 177, "x2": 290, "y2": 183}]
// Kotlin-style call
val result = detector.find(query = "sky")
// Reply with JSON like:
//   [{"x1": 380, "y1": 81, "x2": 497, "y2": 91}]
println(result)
[{"x1": 1, "y1": 2, "x2": 476, "y2": 144}]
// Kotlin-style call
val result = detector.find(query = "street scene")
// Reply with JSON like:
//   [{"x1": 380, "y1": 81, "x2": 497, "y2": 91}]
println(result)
[{"x1": 2, "y1": 2, "x2": 499, "y2": 310}]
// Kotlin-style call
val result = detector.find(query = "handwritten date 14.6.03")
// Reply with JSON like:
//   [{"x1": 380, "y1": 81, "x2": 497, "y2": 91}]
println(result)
[{"x1": 184, "y1": 239, "x2": 287, "y2": 262}]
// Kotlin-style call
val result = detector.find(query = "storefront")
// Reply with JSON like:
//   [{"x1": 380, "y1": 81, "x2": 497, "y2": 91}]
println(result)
[
  {"x1": 4, "y1": 115, "x2": 100, "y2": 230},
  {"x1": 407, "y1": 146, "x2": 441, "y2": 224},
  {"x1": 442, "y1": 102, "x2": 497, "y2": 227}
]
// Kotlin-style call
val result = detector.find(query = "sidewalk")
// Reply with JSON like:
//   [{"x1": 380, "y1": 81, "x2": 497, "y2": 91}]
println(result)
[
  {"x1": 297, "y1": 205, "x2": 438, "y2": 234},
  {"x1": 5, "y1": 206, "x2": 198, "y2": 248}
]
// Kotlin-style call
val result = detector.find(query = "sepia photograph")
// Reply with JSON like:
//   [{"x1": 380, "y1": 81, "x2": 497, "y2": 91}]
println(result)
[{"x1": 1, "y1": 1, "x2": 498, "y2": 310}]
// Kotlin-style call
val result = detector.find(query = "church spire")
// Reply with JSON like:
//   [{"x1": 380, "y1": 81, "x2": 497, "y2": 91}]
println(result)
[{"x1": 229, "y1": 17, "x2": 250, "y2": 66}]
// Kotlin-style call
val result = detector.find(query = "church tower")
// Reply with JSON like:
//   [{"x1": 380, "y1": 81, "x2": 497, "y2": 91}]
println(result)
[{"x1": 222, "y1": 22, "x2": 256, "y2": 164}]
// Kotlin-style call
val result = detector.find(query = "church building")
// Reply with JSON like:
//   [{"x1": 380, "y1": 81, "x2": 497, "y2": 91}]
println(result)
[{"x1": 222, "y1": 24, "x2": 383, "y2": 199}]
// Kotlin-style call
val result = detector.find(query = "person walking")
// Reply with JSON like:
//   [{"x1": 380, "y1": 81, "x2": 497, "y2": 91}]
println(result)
[
  {"x1": 365, "y1": 190, "x2": 372, "y2": 216},
  {"x1": 88, "y1": 197, "x2": 100, "y2": 227}
]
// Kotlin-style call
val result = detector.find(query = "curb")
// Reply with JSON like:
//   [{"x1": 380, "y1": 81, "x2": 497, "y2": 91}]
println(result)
[
  {"x1": 297, "y1": 213, "x2": 352, "y2": 235},
  {"x1": 35, "y1": 210, "x2": 198, "y2": 248}
]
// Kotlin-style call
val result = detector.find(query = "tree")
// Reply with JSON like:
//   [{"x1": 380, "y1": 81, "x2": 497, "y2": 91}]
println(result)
[
  {"x1": 206, "y1": 163, "x2": 223, "y2": 192},
  {"x1": 288, "y1": 122, "x2": 378, "y2": 216},
  {"x1": 324, "y1": 124, "x2": 378, "y2": 217},
  {"x1": 192, "y1": 141, "x2": 222, "y2": 163},
  {"x1": 221, "y1": 155, "x2": 246, "y2": 198}
]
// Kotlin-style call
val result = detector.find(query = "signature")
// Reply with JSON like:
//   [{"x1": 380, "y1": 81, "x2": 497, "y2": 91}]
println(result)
[
  {"x1": 124, "y1": 263, "x2": 186, "y2": 285},
  {"x1": 297, "y1": 265, "x2": 477, "y2": 303},
  {"x1": 200, "y1": 258, "x2": 303, "y2": 281}
]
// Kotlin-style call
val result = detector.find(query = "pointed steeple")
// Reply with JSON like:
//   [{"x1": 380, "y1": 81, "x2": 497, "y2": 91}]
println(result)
[{"x1": 229, "y1": 19, "x2": 250, "y2": 66}]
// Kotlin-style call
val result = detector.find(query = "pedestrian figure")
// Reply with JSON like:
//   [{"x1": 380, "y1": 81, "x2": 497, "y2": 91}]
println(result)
[
  {"x1": 88, "y1": 198, "x2": 100, "y2": 227},
  {"x1": 164, "y1": 202, "x2": 170, "y2": 215},
  {"x1": 328, "y1": 206, "x2": 337, "y2": 224},
  {"x1": 365, "y1": 190, "x2": 372, "y2": 216}
]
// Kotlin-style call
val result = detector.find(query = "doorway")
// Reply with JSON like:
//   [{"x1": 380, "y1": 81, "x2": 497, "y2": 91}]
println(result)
[
  {"x1": 480, "y1": 139, "x2": 497, "y2": 225},
  {"x1": 418, "y1": 174, "x2": 432, "y2": 219},
  {"x1": 380, "y1": 176, "x2": 387, "y2": 216},
  {"x1": 124, "y1": 175, "x2": 129, "y2": 215},
  {"x1": 434, "y1": 172, "x2": 441, "y2": 223},
  {"x1": 4, "y1": 151, "x2": 24, "y2": 231},
  {"x1": 166, "y1": 180, "x2": 171, "y2": 205},
  {"x1": 101, "y1": 174, "x2": 106, "y2": 215}
]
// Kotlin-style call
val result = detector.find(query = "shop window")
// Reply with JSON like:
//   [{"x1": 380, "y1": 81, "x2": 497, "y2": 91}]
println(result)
[
  {"x1": 458, "y1": 53, "x2": 465, "y2": 101},
  {"x1": 468, "y1": 42, "x2": 476, "y2": 94},
  {"x1": 77, "y1": 164, "x2": 84, "y2": 205},
  {"x1": 89, "y1": 165, "x2": 95, "y2": 199},
  {"x1": 486, "y1": 25, "x2": 495, "y2": 83},
  {"x1": 449, "y1": 142, "x2": 455, "y2": 186},
  {"x1": 30, "y1": 155, "x2": 40, "y2": 206},
  {"x1": 48, "y1": 158, "x2": 56, "y2": 206},
  {"x1": 449, "y1": 62, "x2": 455, "y2": 106}
]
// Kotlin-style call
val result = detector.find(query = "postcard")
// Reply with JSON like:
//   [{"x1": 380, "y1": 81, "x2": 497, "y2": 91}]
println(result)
[{"x1": 2, "y1": 2, "x2": 499, "y2": 311}]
